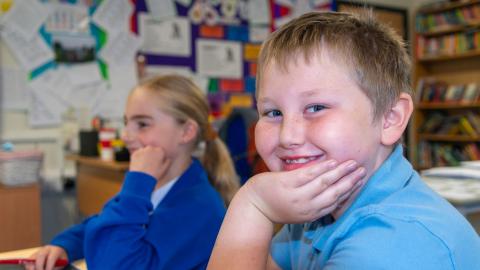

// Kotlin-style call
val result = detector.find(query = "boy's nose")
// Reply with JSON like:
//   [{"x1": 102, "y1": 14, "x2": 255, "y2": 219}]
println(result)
[{"x1": 279, "y1": 116, "x2": 305, "y2": 148}]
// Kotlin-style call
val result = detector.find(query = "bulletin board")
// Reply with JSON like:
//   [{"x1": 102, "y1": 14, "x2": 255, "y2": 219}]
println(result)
[
  {"x1": 133, "y1": 0, "x2": 334, "y2": 117},
  {"x1": 0, "y1": 0, "x2": 336, "y2": 128},
  {"x1": 0, "y1": 0, "x2": 140, "y2": 127}
]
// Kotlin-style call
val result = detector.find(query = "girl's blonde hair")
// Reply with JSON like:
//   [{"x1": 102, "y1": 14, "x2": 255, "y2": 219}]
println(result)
[{"x1": 137, "y1": 75, "x2": 239, "y2": 205}]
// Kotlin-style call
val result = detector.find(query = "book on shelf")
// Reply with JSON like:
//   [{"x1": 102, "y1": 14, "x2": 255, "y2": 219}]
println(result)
[
  {"x1": 466, "y1": 111, "x2": 480, "y2": 133},
  {"x1": 430, "y1": 115, "x2": 480, "y2": 136},
  {"x1": 416, "y1": 78, "x2": 479, "y2": 103},
  {"x1": 461, "y1": 82, "x2": 479, "y2": 102},
  {"x1": 459, "y1": 116, "x2": 478, "y2": 136},
  {"x1": 417, "y1": 142, "x2": 480, "y2": 168}
]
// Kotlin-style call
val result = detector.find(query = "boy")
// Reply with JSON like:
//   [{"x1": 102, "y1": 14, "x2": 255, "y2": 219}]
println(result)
[{"x1": 208, "y1": 11, "x2": 480, "y2": 269}]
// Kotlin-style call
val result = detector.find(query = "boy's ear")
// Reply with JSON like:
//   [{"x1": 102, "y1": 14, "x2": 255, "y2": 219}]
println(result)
[
  {"x1": 181, "y1": 119, "x2": 199, "y2": 144},
  {"x1": 381, "y1": 93, "x2": 413, "y2": 146}
]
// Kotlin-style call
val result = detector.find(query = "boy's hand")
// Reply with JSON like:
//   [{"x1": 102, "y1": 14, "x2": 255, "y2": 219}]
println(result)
[
  {"x1": 129, "y1": 146, "x2": 171, "y2": 181},
  {"x1": 26, "y1": 245, "x2": 67, "y2": 270},
  {"x1": 244, "y1": 159, "x2": 366, "y2": 224}
]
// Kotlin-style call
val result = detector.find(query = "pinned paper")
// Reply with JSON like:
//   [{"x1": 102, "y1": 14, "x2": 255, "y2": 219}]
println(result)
[
  {"x1": 245, "y1": 77, "x2": 256, "y2": 93},
  {"x1": 247, "y1": 0, "x2": 271, "y2": 25},
  {"x1": 139, "y1": 14, "x2": 191, "y2": 57},
  {"x1": 99, "y1": 31, "x2": 142, "y2": 65},
  {"x1": 196, "y1": 39, "x2": 242, "y2": 79},
  {"x1": 2, "y1": 0, "x2": 50, "y2": 39},
  {"x1": 146, "y1": 0, "x2": 177, "y2": 20},
  {"x1": 199, "y1": 25, "x2": 224, "y2": 38},
  {"x1": 44, "y1": 2, "x2": 90, "y2": 34},
  {"x1": 226, "y1": 25, "x2": 249, "y2": 42},
  {"x1": 220, "y1": 79, "x2": 244, "y2": 92},
  {"x1": 1, "y1": 25, "x2": 54, "y2": 72},
  {"x1": 244, "y1": 44, "x2": 261, "y2": 61},
  {"x1": 249, "y1": 62, "x2": 257, "y2": 77},
  {"x1": 92, "y1": 0, "x2": 132, "y2": 35},
  {"x1": 249, "y1": 25, "x2": 270, "y2": 43},
  {"x1": 228, "y1": 93, "x2": 254, "y2": 108}
]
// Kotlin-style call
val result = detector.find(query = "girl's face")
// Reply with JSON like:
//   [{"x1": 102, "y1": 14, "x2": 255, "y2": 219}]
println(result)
[
  {"x1": 121, "y1": 87, "x2": 188, "y2": 159},
  {"x1": 255, "y1": 50, "x2": 389, "y2": 181}
]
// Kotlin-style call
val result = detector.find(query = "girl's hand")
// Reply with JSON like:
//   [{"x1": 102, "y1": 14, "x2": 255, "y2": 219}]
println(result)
[
  {"x1": 26, "y1": 245, "x2": 67, "y2": 270},
  {"x1": 129, "y1": 146, "x2": 171, "y2": 181},
  {"x1": 244, "y1": 159, "x2": 366, "y2": 224}
]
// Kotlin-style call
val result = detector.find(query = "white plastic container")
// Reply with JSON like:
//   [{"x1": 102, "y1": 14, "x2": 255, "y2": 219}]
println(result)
[{"x1": 0, "y1": 150, "x2": 43, "y2": 186}]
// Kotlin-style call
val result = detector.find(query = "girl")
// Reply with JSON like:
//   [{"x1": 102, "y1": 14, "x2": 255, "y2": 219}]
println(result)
[{"x1": 29, "y1": 75, "x2": 240, "y2": 270}]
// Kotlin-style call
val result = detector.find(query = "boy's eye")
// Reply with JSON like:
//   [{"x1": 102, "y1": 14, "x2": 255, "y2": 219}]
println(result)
[
  {"x1": 264, "y1": 109, "x2": 282, "y2": 118},
  {"x1": 305, "y1": 104, "x2": 326, "y2": 113}
]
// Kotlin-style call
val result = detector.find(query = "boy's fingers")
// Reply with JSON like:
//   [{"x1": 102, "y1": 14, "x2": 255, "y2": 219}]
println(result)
[
  {"x1": 289, "y1": 159, "x2": 339, "y2": 188},
  {"x1": 301, "y1": 161, "x2": 363, "y2": 199},
  {"x1": 309, "y1": 167, "x2": 365, "y2": 212}
]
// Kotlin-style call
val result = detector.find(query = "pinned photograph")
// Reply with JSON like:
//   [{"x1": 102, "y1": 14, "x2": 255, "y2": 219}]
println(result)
[{"x1": 52, "y1": 34, "x2": 96, "y2": 63}]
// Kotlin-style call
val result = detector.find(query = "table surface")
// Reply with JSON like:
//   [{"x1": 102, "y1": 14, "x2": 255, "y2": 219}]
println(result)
[
  {"x1": 0, "y1": 248, "x2": 86, "y2": 270},
  {"x1": 423, "y1": 177, "x2": 480, "y2": 215},
  {"x1": 66, "y1": 154, "x2": 129, "y2": 171}
]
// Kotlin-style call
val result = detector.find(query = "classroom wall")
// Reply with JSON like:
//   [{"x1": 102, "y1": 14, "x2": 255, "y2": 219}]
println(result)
[{"x1": 0, "y1": 0, "x2": 436, "y2": 191}]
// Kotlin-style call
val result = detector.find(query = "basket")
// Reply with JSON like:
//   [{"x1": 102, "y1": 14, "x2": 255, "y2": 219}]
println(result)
[{"x1": 0, "y1": 150, "x2": 43, "y2": 186}]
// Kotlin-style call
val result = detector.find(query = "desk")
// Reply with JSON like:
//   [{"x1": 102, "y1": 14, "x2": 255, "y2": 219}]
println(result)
[
  {"x1": 67, "y1": 155, "x2": 129, "y2": 216},
  {"x1": 0, "y1": 184, "x2": 41, "y2": 252},
  {"x1": 0, "y1": 247, "x2": 86, "y2": 269}
]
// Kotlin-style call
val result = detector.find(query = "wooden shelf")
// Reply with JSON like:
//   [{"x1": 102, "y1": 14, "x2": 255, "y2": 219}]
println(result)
[
  {"x1": 418, "y1": 134, "x2": 480, "y2": 142},
  {"x1": 409, "y1": 0, "x2": 480, "y2": 170},
  {"x1": 418, "y1": 21, "x2": 480, "y2": 37},
  {"x1": 418, "y1": 50, "x2": 480, "y2": 63},
  {"x1": 418, "y1": 0, "x2": 480, "y2": 14},
  {"x1": 417, "y1": 102, "x2": 480, "y2": 109}
]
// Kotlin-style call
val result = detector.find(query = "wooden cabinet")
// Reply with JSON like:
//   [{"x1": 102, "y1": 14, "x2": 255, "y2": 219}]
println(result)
[
  {"x1": 68, "y1": 155, "x2": 128, "y2": 216},
  {"x1": 409, "y1": 0, "x2": 480, "y2": 170},
  {"x1": 0, "y1": 184, "x2": 41, "y2": 252}
]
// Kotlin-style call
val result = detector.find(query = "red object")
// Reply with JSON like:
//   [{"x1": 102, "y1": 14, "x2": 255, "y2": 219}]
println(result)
[
  {"x1": 100, "y1": 140, "x2": 112, "y2": 148},
  {"x1": 199, "y1": 25, "x2": 224, "y2": 38},
  {"x1": 219, "y1": 79, "x2": 244, "y2": 92},
  {"x1": 0, "y1": 258, "x2": 68, "y2": 267}
]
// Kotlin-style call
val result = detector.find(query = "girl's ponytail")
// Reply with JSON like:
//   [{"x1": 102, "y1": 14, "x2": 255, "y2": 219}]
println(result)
[{"x1": 202, "y1": 132, "x2": 239, "y2": 206}]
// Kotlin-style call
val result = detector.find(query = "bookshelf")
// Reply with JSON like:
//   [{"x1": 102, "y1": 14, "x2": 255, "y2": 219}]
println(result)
[{"x1": 410, "y1": 0, "x2": 480, "y2": 170}]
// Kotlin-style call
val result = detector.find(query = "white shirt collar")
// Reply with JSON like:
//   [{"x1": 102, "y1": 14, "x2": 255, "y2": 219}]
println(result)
[{"x1": 150, "y1": 177, "x2": 179, "y2": 210}]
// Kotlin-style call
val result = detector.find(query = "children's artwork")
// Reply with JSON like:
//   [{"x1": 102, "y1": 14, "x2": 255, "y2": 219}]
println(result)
[
  {"x1": 139, "y1": 14, "x2": 191, "y2": 57},
  {"x1": 92, "y1": 0, "x2": 133, "y2": 35},
  {"x1": 246, "y1": 0, "x2": 271, "y2": 25},
  {"x1": 196, "y1": 39, "x2": 242, "y2": 79},
  {"x1": 145, "y1": 0, "x2": 177, "y2": 20},
  {"x1": 44, "y1": 2, "x2": 90, "y2": 34},
  {"x1": 99, "y1": 31, "x2": 143, "y2": 65},
  {"x1": 1, "y1": 0, "x2": 49, "y2": 39},
  {"x1": 0, "y1": 25, "x2": 54, "y2": 72}
]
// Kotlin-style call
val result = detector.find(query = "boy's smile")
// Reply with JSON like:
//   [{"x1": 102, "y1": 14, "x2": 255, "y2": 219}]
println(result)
[{"x1": 255, "y1": 49, "x2": 390, "y2": 179}]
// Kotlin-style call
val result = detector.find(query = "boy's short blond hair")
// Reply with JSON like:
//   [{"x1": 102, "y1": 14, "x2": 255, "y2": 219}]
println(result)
[{"x1": 257, "y1": 11, "x2": 412, "y2": 120}]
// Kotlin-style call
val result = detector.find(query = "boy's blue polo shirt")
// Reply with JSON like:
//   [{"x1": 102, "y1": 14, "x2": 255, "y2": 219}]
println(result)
[{"x1": 271, "y1": 146, "x2": 480, "y2": 270}]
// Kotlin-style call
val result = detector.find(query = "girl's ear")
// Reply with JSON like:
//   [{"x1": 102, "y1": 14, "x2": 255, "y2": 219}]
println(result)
[
  {"x1": 181, "y1": 119, "x2": 199, "y2": 144},
  {"x1": 381, "y1": 93, "x2": 413, "y2": 146}
]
